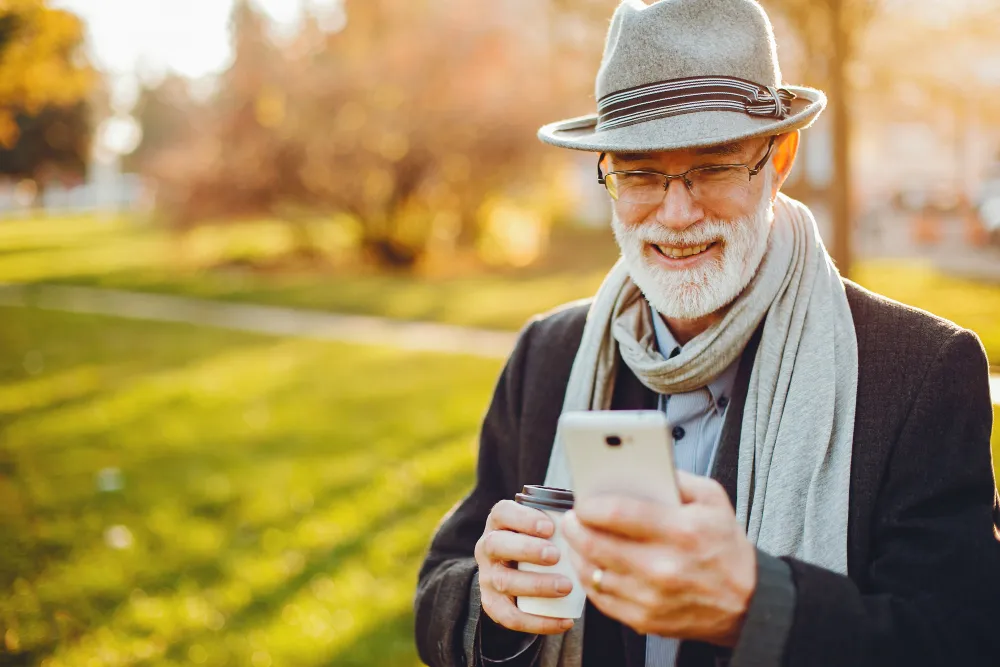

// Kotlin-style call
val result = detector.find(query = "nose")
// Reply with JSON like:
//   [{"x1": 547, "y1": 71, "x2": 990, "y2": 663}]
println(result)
[{"x1": 652, "y1": 178, "x2": 704, "y2": 231}]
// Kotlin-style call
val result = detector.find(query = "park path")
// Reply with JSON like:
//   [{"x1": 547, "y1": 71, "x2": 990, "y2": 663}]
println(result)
[
  {"x1": 1, "y1": 283, "x2": 998, "y2": 405},
  {"x1": 0, "y1": 283, "x2": 517, "y2": 359}
]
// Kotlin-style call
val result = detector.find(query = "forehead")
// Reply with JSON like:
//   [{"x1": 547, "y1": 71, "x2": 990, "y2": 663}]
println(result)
[{"x1": 610, "y1": 139, "x2": 757, "y2": 166}]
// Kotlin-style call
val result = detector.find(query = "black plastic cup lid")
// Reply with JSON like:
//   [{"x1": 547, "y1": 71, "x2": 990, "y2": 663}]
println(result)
[{"x1": 514, "y1": 485, "x2": 574, "y2": 512}]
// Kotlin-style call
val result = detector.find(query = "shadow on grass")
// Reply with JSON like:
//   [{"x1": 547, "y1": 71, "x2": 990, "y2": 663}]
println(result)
[
  {"x1": 125, "y1": 454, "x2": 473, "y2": 666},
  {"x1": 0, "y1": 648, "x2": 44, "y2": 667},
  {"x1": 220, "y1": 464, "x2": 471, "y2": 635},
  {"x1": 324, "y1": 607, "x2": 417, "y2": 667},
  {"x1": 0, "y1": 315, "x2": 306, "y2": 616},
  {"x1": 0, "y1": 304, "x2": 494, "y2": 664},
  {"x1": 3, "y1": 423, "x2": 475, "y2": 664},
  {"x1": 0, "y1": 346, "x2": 259, "y2": 430},
  {"x1": 0, "y1": 344, "x2": 283, "y2": 579},
  {"x1": 0, "y1": 243, "x2": 80, "y2": 259},
  {"x1": 116, "y1": 426, "x2": 473, "y2": 597}
]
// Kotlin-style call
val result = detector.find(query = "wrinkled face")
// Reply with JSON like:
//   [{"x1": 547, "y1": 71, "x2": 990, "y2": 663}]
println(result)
[{"x1": 606, "y1": 138, "x2": 776, "y2": 320}]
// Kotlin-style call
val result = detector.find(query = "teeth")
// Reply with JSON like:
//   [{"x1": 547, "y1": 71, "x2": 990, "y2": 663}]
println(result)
[{"x1": 656, "y1": 243, "x2": 710, "y2": 258}]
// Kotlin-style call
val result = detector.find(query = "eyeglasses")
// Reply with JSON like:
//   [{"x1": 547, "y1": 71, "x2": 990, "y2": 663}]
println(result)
[{"x1": 597, "y1": 136, "x2": 775, "y2": 206}]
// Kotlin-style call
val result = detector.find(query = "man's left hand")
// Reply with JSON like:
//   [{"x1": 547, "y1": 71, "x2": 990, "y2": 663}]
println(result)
[{"x1": 561, "y1": 470, "x2": 756, "y2": 647}]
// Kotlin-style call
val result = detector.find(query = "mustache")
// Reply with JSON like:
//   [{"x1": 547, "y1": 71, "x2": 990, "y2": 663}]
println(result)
[{"x1": 627, "y1": 217, "x2": 748, "y2": 246}]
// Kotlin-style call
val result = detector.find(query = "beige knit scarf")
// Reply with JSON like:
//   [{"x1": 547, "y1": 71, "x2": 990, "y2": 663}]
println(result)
[{"x1": 539, "y1": 194, "x2": 859, "y2": 667}]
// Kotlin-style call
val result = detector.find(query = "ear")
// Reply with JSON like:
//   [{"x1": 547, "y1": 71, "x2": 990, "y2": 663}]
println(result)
[{"x1": 770, "y1": 130, "x2": 800, "y2": 199}]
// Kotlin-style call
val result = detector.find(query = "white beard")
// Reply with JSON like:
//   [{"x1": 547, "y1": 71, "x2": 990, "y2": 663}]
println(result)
[{"x1": 611, "y1": 174, "x2": 774, "y2": 320}]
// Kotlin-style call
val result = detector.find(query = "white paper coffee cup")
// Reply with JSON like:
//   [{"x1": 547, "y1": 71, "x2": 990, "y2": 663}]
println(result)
[{"x1": 514, "y1": 486, "x2": 585, "y2": 619}]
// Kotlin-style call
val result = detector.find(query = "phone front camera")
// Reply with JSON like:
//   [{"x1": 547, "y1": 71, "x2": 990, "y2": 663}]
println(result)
[{"x1": 605, "y1": 435, "x2": 622, "y2": 447}]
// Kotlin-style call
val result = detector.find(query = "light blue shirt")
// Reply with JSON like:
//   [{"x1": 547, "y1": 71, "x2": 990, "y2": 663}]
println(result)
[{"x1": 647, "y1": 304, "x2": 740, "y2": 667}]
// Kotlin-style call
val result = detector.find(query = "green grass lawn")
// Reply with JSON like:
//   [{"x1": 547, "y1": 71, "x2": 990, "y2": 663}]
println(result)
[
  {"x1": 0, "y1": 305, "x2": 501, "y2": 666},
  {"x1": 853, "y1": 260, "x2": 1000, "y2": 369}
]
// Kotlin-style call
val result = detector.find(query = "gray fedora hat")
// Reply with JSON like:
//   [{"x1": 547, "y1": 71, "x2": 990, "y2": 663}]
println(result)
[{"x1": 538, "y1": 0, "x2": 826, "y2": 153}]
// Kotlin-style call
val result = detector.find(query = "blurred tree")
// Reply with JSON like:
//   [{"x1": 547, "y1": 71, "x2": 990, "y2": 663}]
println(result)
[
  {"x1": 122, "y1": 76, "x2": 198, "y2": 175},
  {"x1": 858, "y1": 5, "x2": 1000, "y2": 214},
  {"x1": 152, "y1": 0, "x2": 570, "y2": 269},
  {"x1": 289, "y1": 0, "x2": 562, "y2": 266},
  {"x1": 760, "y1": 0, "x2": 881, "y2": 278},
  {"x1": 0, "y1": 102, "x2": 89, "y2": 193},
  {"x1": 250, "y1": 0, "x2": 568, "y2": 266},
  {"x1": 0, "y1": 0, "x2": 93, "y2": 149},
  {"x1": 150, "y1": 1, "x2": 300, "y2": 223},
  {"x1": 858, "y1": 6, "x2": 1000, "y2": 132}
]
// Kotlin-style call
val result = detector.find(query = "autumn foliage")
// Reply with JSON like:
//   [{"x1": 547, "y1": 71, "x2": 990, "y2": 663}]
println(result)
[
  {"x1": 0, "y1": 0, "x2": 93, "y2": 149},
  {"x1": 146, "y1": 0, "x2": 598, "y2": 268}
]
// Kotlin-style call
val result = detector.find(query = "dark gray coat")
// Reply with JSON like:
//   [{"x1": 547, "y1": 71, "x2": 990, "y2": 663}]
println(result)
[{"x1": 414, "y1": 280, "x2": 1000, "y2": 667}]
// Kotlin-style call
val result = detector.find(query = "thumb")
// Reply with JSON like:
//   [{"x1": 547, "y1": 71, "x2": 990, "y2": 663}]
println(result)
[{"x1": 675, "y1": 470, "x2": 729, "y2": 507}]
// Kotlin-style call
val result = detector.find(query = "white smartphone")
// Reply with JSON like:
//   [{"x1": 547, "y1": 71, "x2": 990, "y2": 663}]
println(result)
[{"x1": 559, "y1": 410, "x2": 680, "y2": 507}]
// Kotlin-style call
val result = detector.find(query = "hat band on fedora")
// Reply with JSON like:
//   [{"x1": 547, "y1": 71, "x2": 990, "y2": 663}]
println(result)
[{"x1": 596, "y1": 75, "x2": 796, "y2": 132}]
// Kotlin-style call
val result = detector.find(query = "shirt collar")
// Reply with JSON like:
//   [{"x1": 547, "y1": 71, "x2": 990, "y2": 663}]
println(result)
[{"x1": 649, "y1": 303, "x2": 740, "y2": 415}]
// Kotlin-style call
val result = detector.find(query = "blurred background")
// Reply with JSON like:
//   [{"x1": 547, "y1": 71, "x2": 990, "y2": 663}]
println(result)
[{"x1": 0, "y1": 0, "x2": 998, "y2": 665}]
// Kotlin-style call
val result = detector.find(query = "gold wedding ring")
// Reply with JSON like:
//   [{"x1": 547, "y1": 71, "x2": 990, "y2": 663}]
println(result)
[{"x1": 591, "y1": 567, "x2": 605, "y2": 593}]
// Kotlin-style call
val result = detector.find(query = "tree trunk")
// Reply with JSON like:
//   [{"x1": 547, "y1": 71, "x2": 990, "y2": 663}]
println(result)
[
  {"x1": 360, "y1": 229, "x2": 422, "y2": 269},
  {"x1": 829, "y1": 0, "x2": 853, "y2": 278}
]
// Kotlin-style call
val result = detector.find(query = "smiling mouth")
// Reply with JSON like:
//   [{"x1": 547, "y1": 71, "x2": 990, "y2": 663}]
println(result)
[{"x1": 650, "y1": 241, "x2": 718, "y2": 259}]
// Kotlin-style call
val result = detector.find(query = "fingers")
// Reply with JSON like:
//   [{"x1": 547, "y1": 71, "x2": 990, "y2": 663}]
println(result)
[
  {"x1": 571, "y1": 475, "x2": 731, "y2": 541},
  {"x1": 486, "y1": 562, "x2": 574, "y2": 599},
  {"x1": 572, "y1": 554, "x2": 643, "y2": 602},
  {"x1": 568, "y1": 497, "x2": 668, "y2": 541},
  {"x1": 475, "y1": 499, "x2": 578, "y2": 636},
  {"x1": 487, "y1": 499, "x2": 555, "y2": 538},
  {"x1": 481, "y1": 591, "x2": 575, "y2": 635},
  {"x1": 570, "y1": 555, "x2": 662, "y2": 637},
  {"x1": 675, "y1": 470, "x2": 730, "y2": 507},
  {"x1": 562, "y1": 514, "x2": 642, "y2": 574},
  {"x1": 483, "y1": 529, "x2": 561, "y2": 566}
]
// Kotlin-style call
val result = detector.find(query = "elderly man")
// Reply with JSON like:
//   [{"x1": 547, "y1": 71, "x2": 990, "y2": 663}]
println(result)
[{"x1": 414, "y1": 0, "x2": 1000, "y2": 666}]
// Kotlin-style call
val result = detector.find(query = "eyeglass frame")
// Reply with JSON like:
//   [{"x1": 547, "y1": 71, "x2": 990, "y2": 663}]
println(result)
[{"x1": 596, "y1": 135, "x2": 777, "y2": 201}]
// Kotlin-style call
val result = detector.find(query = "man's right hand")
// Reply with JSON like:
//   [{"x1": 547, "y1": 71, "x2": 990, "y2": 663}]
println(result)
[{"x1": 474, "y1": 499, "x2": 576, "y2": 635}]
